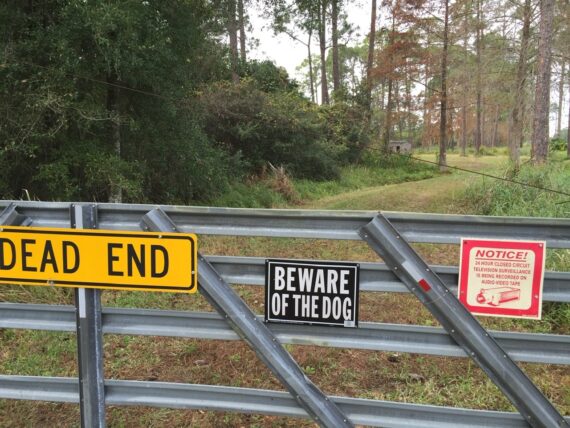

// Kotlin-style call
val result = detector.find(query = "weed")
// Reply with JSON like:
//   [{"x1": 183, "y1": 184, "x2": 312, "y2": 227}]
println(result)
[{"x1": 303, "y1": 365, "x2": 316, "y2": 375}]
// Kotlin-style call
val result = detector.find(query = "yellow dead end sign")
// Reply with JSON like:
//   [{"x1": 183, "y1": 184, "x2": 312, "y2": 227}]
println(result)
[{"x1": 0, "y1": 226, "x2": 197, "y2": 293}]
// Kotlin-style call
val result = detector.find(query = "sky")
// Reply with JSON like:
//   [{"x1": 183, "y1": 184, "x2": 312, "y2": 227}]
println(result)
[{"x1": 249, "y1": 3, "x2": 371, "y2": 82}]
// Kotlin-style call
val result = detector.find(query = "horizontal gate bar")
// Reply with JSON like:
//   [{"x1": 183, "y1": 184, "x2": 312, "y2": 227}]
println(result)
[
  {"x1": 209, "y1": 256, "x2": 570, "y2": 302},
  {"x1": 1, "y1": 375, "x2": 568, "y2": 427},
  {"x1": 0, "y1": 304, "x2": 567, "y2": 365},
  {"x1": 2, "y1": 201, "x2": 570, "y2": 247}
]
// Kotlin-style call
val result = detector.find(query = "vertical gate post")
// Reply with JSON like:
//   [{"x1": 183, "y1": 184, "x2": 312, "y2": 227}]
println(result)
[
  {"x1": 71, "y1": 204, "x2": 106, "y2": 428},
  {"x1": 141, "y1": 208, "x2": 353, "y2": 428},
  {"x1": 360, "y1": 213, "x2": 569, "y2": 428}
]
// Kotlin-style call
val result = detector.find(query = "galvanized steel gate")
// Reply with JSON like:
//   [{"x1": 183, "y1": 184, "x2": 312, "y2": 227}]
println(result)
[{"x1": 0, "y1": 201, "x2": 569, "y2": 428}]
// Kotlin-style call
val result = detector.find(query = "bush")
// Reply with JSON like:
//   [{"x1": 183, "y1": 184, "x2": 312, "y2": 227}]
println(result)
[
  {"x1": 549, "y1": 137, "x2": 567, "y2": 152},
  {"x1": 31, "y1": 140, "x2": 143, "y2": 202},
  {"x1": 199, "y1": 79, "x2": 341, "y2": 180},
  {"x1": 320, "y1": 102, "x2": 370, "y2": 164}
]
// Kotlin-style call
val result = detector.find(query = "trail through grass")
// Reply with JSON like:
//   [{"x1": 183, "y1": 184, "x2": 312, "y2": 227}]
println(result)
[{"x1": 304, "y1": 153, "x2": 509, "y2": 213}]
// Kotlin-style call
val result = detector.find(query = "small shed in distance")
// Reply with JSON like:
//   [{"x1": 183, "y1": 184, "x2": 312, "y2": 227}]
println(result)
[{"x1": 389, "y1": 141, "x2": 412, "y2": 154}]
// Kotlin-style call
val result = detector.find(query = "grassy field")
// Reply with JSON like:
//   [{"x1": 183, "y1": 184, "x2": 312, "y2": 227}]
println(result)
[{"x1": 1, "y1": 152, "x2": 569, "y2": 427}]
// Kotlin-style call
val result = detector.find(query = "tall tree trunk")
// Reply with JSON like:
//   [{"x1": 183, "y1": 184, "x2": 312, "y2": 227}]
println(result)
[
  {"x1": 107, "y1": 73, "x2": 122, "y2": 203},
  {"x1": 406, "y1": 70, "x2": 412, "y2": 144},
  {"x1": 319, "y1": 0, "x2": 329, "y2": 105},
  {"x1": 383, "y1": 77, "x2": 393, "y2": 151},
  {"x1": 491, "y1": 104, "x2": 499, "y2": 147},
  {"x1": 380, "y1": 79, "x2": 385, "y2": 110},
  {"x1": 438, "y1": 0, "x2": 449, "y2": 171},
  {"x1": 307, "y1": 30, "x2": 316, "y2": 103},
  {"x1": 557, "y1": 61, "x2": 565, "y2": 137},
  {"x1": 423, "y1": 63, "x2": 429, "y2": 143},
  {"x1": 531, "y1": 0, "x2": 555, "y2": 163},
  {"x1": 461, "y1": 5, "x2": 469, "y2": 157},
  {"x1": 366, "y1": 0, "x2": 377, "y2": 110},
  {"x1": 395, "y1": 81, "x2": 402, "y2": 138},
  {"x1": 461, "y1": 103, "x2": 467, "y2": 156},
  {"x1": 475, "y1": 0, "x2": 482, "y2": 154},
  {"x1": 567, "y1": 78, "x2": 570, "y2": 157},
  {"x1": 382, "y1": 18, "x2": 395, "y2": 152},
  {"x1": 509, "y1": 0, "x2": 531, "y2": 169},
  {"x1": 331, "y1": 0, "x2": 341, "y2": 95},
  {"x1": 238, "y1": 0, "x2": 246, "y2": 63},
  {"x1": 227, "y1": 0, "x2": 239, "y2": 83}
]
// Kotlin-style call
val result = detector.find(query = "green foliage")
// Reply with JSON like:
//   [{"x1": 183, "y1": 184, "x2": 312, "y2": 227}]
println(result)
[
  {"x1": 461, "y1": 162, "x2": 570, "y2": 218},
  {"x1": 549, "y1": 137, "x2": 567, "y2": 152},
  {"x1": 0, "y1": 0, "x2": 230, "y2": 203},
  {"x1": 0, "y1": 2, "x2": 379, "y2": 204},
  {"x1": 200, "y1": 79, "x2": 340, "y2": 180},
  {"x1": 33, "y1": 141, "x2": 143, "y2": 202},
  {"x1": 320, "y1": 102, "x2": 370, "y2": 164},
  {"x1": 240, "y1": 60, "x2": 299, "y2": 93},
  {"x1": 212, "y1": 182, "x2": 288, "y2": 208}
]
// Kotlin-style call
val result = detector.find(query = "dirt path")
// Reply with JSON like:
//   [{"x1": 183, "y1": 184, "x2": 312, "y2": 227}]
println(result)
[{"x1": 305, "y1": 154, "x2": 509, "y2": 213}]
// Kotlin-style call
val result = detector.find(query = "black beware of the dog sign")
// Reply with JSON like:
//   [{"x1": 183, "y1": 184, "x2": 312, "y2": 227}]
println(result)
[{"x1": 265, "y1": 259, "x2": 359, "y2": 327}]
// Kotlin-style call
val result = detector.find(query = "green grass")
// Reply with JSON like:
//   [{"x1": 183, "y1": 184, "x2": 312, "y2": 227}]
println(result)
[
  {"x1": 460, "y1": 157, "x2": 570, "y2": 219},
  {"x1": 209, "y1": 154, "x2": 437, "y2": 208}
]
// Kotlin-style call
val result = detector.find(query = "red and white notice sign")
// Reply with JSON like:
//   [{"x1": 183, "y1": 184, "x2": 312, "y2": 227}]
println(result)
[{"x1": 458, "y1": 239, "x2": 546, "y2": 319}]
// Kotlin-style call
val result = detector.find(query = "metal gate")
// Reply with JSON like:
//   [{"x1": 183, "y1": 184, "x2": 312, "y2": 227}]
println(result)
[{"x1": 0, "y1": 201, "x2": 569, "y2": 427}]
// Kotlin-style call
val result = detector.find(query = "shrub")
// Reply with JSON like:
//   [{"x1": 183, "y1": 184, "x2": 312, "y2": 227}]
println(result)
[
  {"x1": 549, "y1": 137, "x2": 567, "y2": 152},
  {"x1": 199, "y1": 79, "x2": 340, "y2": 180},
  {"x1": 320, "y1": 102, "x2": 370, "y2": 164}
]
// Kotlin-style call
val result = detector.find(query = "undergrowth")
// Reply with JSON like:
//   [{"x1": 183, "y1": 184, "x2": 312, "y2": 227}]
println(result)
[
  {"x1": 211, "y1": 153, "x2": 437, "y2": 208},
  {"x1": 460, "y1": 158, "x2": 570, "y2": 219}
]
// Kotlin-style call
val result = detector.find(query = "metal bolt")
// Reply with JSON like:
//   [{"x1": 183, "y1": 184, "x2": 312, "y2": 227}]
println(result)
[
  {"x1": 425, "y1": 268, "x2": 430, "y2": 272},
  {"x1": 394, "y1": 267, "x2": 398, "y2": 270}
]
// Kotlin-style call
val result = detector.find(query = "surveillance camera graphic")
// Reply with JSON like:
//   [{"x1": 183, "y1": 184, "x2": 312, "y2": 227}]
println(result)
[{"x1": 475, "y1": 287, "x2": 521, "y2": 307}]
